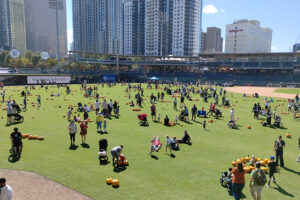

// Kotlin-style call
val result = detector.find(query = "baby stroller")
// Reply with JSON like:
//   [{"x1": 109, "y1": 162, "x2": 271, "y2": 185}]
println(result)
[
  {"x1": 77, "y1": 102, "x2": 84, "y2": 112},
  {"x1": 138, "y1": 113, "x2": 148, "y2": 126},
  {"x1": 99, "y1": 139, "x2": 109, "y2": 164},
  {"x1": 212, "y1": 109, "x2": 222, "y2": 118},
  {"x1": 224, "y1": 99, "x2": 230, "y2": 107},
  {"x1": 273, "y1": 115, "x2": 283, "y2": 128},
  {"x1": 12, "y1": 113, "x2": 24, "y2": 124},
  {"x1": 179, "y1": 110, "x2": 185, "y2": 121},
  {"x1": 12, "y1": 104, "x2": 22, "y2": 113},
  {"x1": 219, "y1": 171, "x2": 233, "y2": 195}
]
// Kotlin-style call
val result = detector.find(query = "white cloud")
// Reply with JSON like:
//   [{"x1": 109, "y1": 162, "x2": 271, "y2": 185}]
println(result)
[
  {"x1": 67, "y1": 29, "x2": 73, "y2": 44},
  {"x1": 271, "y1": 46, "x2": 277, "y2": 50},
  {"x1": 203, "y1": 4, "x2": 218, "y2": 14},
  {"x1": 220, "y1": 9, "x2": 225, "y2": 13}
]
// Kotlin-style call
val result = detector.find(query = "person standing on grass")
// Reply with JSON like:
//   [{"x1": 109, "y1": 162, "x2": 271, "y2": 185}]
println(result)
[
  {"x1": 80, "y1": 121, "x2": 88, "y2": 144},
  {"x1": 23, "y1": 96, "x2": 27, "y2": 111},
  {"x1": 232, "y1": 162, "x2": 246, "y2": 200},
  {"x1": 1, "y1": 91, "x2": 5, "y2": 103},
  {"x1": 173, "y1": 98, "x2": 177, "y2": 110},
  {"x1": 68, "y1": 120, "x2": 77, "y2": 146},
  {"x1": 249, "y1": 162, "x2": 266, "y2": 200},
  {"x1": 37, "y1": 95, "x2": 41, "y2": 110},
  {"x1": 165, "y1": 135, "x2": 172, "y2": 155},
  {"x1": 191, "y1": 104, "x2": 197, "y2": 121},
  {"x1": 267, "y1": 156, "x2": 279, "y2": 187},
  {"x1": 67, "y1": 107, "x2": 73, "y2": 122},
  {"x1": 274, "y1": 135, "x2": 285, "y2": 167},
  {"x1": 95, "y1": 100, "x2": 100, "y2": 114},
  {"x1": 0, "y1": 178, "x2": 13, "y2": 200},
  {"x1": 151, "y1": 104, "x2": 156, "y2": 121},
  {"x1": 96, "y1": 113, "x2": 104, "y2": 132},
  {"x1": 103, "y1": 119, "x2": 107, "y2": 132},
  {"x1": 6, "y1": 102, "x2": 14, "y2": 125},
  {"x1": 230, "y1": 108, "x2": 235, "y2": 120}
]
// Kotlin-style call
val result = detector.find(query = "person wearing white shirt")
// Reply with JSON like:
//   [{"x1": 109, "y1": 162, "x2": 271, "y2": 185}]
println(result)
[
  {"x1": 102, "y1": 99, "x2": 108, "y2": 110},
  {"x1": 230, "y1": 108, "x2": 234, "y2": 120},
  {"x1": 0, "y1": 178, "x2": 12, "y2": 200},
  {"x1": 95, "y1": 100, "x2": 100, "y2": 114}
]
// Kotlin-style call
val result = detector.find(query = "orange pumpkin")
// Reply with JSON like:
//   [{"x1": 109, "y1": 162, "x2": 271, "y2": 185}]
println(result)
[
  {"x1": 247, "y1": 125, "x2": 251, "y2": 129},
  {"x1": 123, "y1": 160, "x2": 129, "y2": 166},
  {"x1": 245, "y1": 157, "x2": 250, "y2": 162},
  {"x1": 260, "y1": 161, "x2": 265, "y2": 166},
  {"x1": 22, "y1": 134, "x2": 29, "y2": 138},
  {"x1": 232, "y1": 161, "x2": 237, "y2": 167},
  {"x1": 243, "y1": 167, "x2": 249, "y2": 173},
  {"x1": 264, "y1": 159, "x2": 269, "y2": 164},
  {"x1": 286, "y1": 133, "x2": 291, "y2": 138},
  {"x1": 240, "y1": 157, "x2": 245, "y2": 163},
  {"x1": 106, "y1": 178, "x2": 113, "y2": 185},
  {"x1": 261, "y1": 167, "x2": 268, "y2": 173},
  {"x1": 112, "y1": 179, "x2": 119, "y2": 187}
]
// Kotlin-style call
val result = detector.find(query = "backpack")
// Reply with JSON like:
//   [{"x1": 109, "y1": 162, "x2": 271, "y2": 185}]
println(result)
[{"x1": 255, "y1": 169, "x2": 267, "y2": 186}]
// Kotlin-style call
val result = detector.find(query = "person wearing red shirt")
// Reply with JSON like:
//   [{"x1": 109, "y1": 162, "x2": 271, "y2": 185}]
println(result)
[
  {"x1": 150, "y1": 104, "x2": 156, "y2": 121},
  {"x1": 232, "y1": 162, "x2": 246, "y2": 200},
  {"x1": 80, "y1": 121, "x2": 88, "y2": 144}
]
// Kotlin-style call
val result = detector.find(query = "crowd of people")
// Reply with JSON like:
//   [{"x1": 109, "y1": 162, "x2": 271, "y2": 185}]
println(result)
[{"x1": 2, "y1": 81, "x2": 300, "y2": 200}]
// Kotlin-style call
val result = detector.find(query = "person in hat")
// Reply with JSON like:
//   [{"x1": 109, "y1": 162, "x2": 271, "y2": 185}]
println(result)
[
  {"x1": 267, "y1": 156, "x2": 279, "y2": 187},
  {"x1": 10, "y1": 127, "x2": 22, "y2": 156}
]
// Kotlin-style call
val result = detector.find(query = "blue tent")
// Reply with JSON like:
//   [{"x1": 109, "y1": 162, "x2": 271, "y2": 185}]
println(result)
[{"x1": 150, "y1": 76, "x2": 159, "y2": 80}]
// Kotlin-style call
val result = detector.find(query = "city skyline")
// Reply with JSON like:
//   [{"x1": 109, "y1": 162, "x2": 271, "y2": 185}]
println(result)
[{"x1": 66, "y1": 0, "x2": 300, "y2": 53}]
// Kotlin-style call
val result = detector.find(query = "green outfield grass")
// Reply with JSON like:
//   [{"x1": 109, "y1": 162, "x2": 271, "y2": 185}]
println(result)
[
  {"x1": 275, "y1": 88, "x2": 300, "y2": 95},
  {"x1": 0, "y1": 84, "x2": 299, "y2": 200}
]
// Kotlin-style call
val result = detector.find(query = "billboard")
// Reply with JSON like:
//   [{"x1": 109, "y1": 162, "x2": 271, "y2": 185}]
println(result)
[
  {"x1": 103, "y1": 74, "x2": 116, "y2": 82},
  {"x1": 27, "y1": 76, "x2": 71, "y2": 84}
]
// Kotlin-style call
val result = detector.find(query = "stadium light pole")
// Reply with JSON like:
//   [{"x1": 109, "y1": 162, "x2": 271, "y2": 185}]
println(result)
[{"x1": 55, "y1": 0, "x2": 61, "y2": 69}]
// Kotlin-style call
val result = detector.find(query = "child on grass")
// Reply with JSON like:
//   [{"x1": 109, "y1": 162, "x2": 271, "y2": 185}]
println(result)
[
  {"x1": 103, "y1": 119, "x2": 107, "y2": 132},
  {"x1": 203, "y1": 120, "x2": 206, "y2": 130},
  {"x1": 268, "y1": 156, "x2": 279, "y2": 187}
]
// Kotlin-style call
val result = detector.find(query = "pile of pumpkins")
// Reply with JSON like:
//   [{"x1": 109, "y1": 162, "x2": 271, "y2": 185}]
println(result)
[
  {"x1": 22, "y1": 134, "x2": 44, "y2": 141},
  {"x1": 232, "y1": 156, "x2": 269, "y2": 174},
  {"x1": 115, "y1": 156, "x2": 129, "y2": 166},
  {"x1": 106, "y1": 178, "x2": 119, "y2": 188},
  {"x1": 132, "y1": 108, "x2": 141, "y2": 111}
]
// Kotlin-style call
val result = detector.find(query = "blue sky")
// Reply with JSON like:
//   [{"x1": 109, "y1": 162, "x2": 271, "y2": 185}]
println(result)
[{"x1": 66, "y1": 0, "x2": 300, "y2": 52}]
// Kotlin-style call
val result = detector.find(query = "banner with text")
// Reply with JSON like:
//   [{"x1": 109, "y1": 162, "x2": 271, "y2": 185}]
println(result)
[{"x1": 27, "y1": 76, "x2": 71, "y2": 84}]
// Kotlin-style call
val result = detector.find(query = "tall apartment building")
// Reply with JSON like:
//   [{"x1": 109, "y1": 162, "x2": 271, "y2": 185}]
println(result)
[
  {"x1": 200, "y1": 32, "x2": 206, "y2": 53},
  {"x1": 144, "y1": 0, "x2": 173, "y2": 56},
  {"x1": 24, "y1": 0, "x2": 67, "y2": 57},
  {"x1": 123, "y1": 0, "x2": 144, "y2": 55},
  {"x1": 205, "y1": 27, "x2": 223, "y2": 53},
  {"x1": 144, "y1": 0, "x2": 202, "y2": 56},
  {"x1": 225, "y1": 19, "x2": 272, "y2": 53},
  {"x1": 73, "y1": 0, "x2": 123, "y2": 54},
  {"x1": 0, "y1": 0, "x2": 26, "y2": 54},
  {"x1": 171, "y1": 0, "x2": 202, "y2": 56}
]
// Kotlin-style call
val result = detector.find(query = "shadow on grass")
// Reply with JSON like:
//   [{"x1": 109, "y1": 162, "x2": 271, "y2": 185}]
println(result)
[
  {"x1": 113, "y1": 165, "x2": 127, "y2": 173},
  {"x1": 81, "y1": 143, "x2": 90, "y2": 148},
  {"x1": 151, "y1": 155, "x2": 159, "y2": 160},
  {"x1": 170, "y1": 153, "x2": 176, "y2": 158},
  {"x1": 99, "y1": 159, "x2": 110, "y2": 165},
  {"x1": 98, "y1": 130, "x2": 109, "y2": 134},
  {"x1": 282, "y1": 166, "x2": 300, "y2": 176},
  {"x1": 8, "y1": 154, "x2": 20, "y2": 163},
  {"x1": 272, "y1": 183, "x2": 294, "y2": 197}
]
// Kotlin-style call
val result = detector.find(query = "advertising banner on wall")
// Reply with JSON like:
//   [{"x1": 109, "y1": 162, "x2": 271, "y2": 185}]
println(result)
[
  {"x1": 27, "y1": 76, "x2": 71, "y2": 84},
  {"x1": 103, "y1": 74, "x2": 116, "y2": 82}
]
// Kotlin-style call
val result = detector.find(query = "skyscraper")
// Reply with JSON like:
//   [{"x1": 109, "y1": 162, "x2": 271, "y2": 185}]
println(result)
[
  {"x1": 225, "y1": 19, "x2": 272, "y2": 53},
  {"x1": 73, "y1": 0, "x2": 123, "y2": 54},
  {"x1": 145, "y1": 0, "x2": 202, "y2": 56},
  {"x1": 123, "y1": 0, "x2": 145, "y2": 55},
  {"x1": 0, "y1": 0, "x2": 26, "y2": 54},
  {"x1": 24, "y1": 0, "x2": 67, "y2": 57},
  {"x1": 172, "y1": 0, "x2": 202, "y2": 56},
  {"x1": 144, "y1": 0, "x2": 173, "y2": 56}
]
